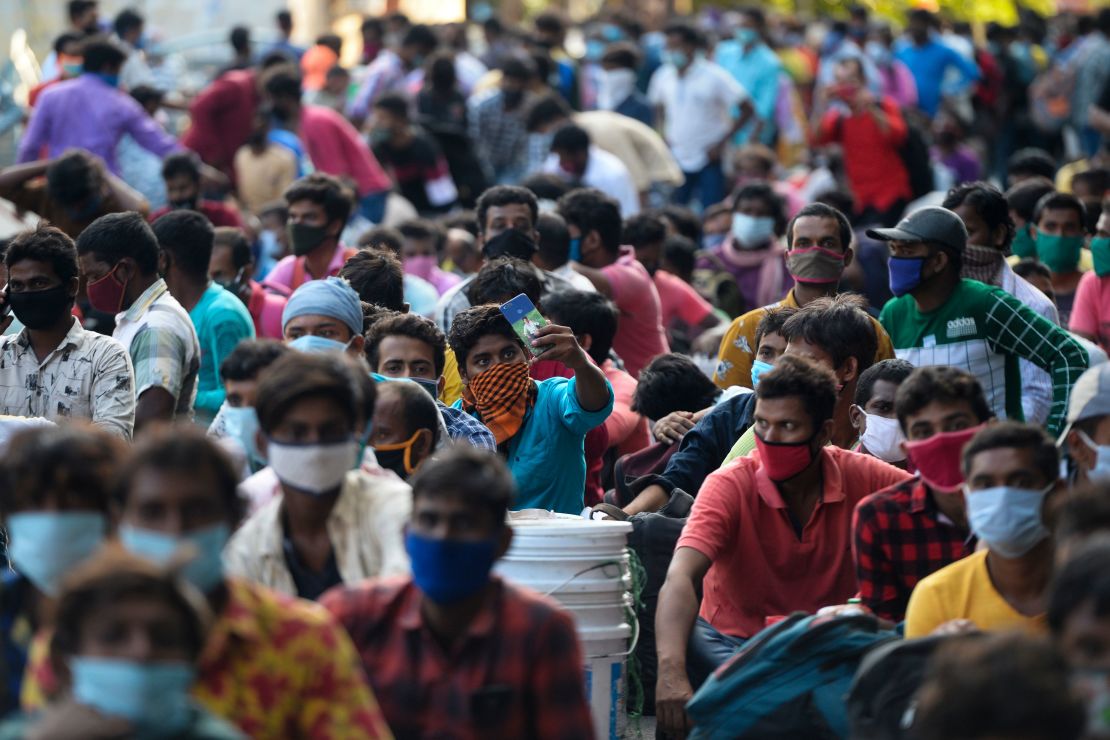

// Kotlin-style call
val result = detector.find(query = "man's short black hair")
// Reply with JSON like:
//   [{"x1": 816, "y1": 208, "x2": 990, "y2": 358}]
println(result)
[
  {"x1": 543, "y1": 289, "x2": 618, "y2": 366},
  {"x1": 1054, "y1": 481, "x2": 1110, "y2": 546},
  {"x1": 536, "y1": 211, "x2": 571, "y2": 267},
  {"x1": 81, "y1": 37, "x2": 127, "y2": 73},
  {"x1": 733, "y1": 183, "x2": 787, "y2": 237},
  {"x1": 962, "y1": 420, "x2": 1058, "y2": 483},
  {"x1": 943, "y1": 182, "x2": 1016, "y2": 250},
  {"x1": 631, "y1": 353, "x2": 719, "y2": 420},
  {"x1": 129, "y1": 85, "x2": 164, "y2": 108},
  {"x1": 780, "y1": 294, "x2": 878, "y2": 376},
  {"x1": 4, "y1": 223, "x2": 80, "y2": 287},
  {"x1": 212, "y1": 226, "x2": 252, "y2": 269},
  {"x1": 660, "y1": 205, "x2": 702, "y2": 243},
  {"x1": 476, "y1": 186, "x2": 538, "y2": 237},
  {"x1": 601, "y1": 42, "x2": 641, "y2": 69},
  {"x1": 374, "y1": 91, "x2": 410, "y2": 119},
  {"x1": 1033, "y1": 191, "x2": 1086, "y2": 226},
  {"x1": 663, "y1": 234, "x2": 698, "y2": 276},
  {"x1": 53, "y1": 31, "x2": 85, "y2": 55},
  {"x1": 410, "y1": 445, "x2": 516, "y2": 529},
  {"x1": 76, "y1": 211, "x2": 160, "y2": 275},
  {"x1": 357, "y1": 226, "x2": 404, "y2": 255},
  {"x1": 402, "y1": 24, "x2": 438, "y2": 53},
  {"x1": 557, "y1": 188, "x2": 622, "y2": 253},
  {"x1": 534, "y1": 10, "x2": 567, "y2": 36},
  {"x1": 623, "y1": 213, "x2": 667, "y2": 250},
  {"x1": 260, "y1": 63, "x2": 303, "y2": 102},
  {"x1": 361, "y1": 17, "x2": 383, "y2": 35},
  {"x1": 468, "y1": 257, "x2": 544, "y2": 307},
  {"x1": 853, "y1": 358, "x2": 915, "y2": 407},
  {"x1": 447, "y1": 304, "x2": 523, "y2": 370},
  {"x1": 663, "y1": 21, "x2": 702, "y2": 47},
  {"x1": 316, "y1": 34, "x2": 342, "y2": 54},
  {"x1": 365, "y1": 312, "x2": 446, "y2": 377},
  {"x1": 742, "y1": 6, "x2": 768, "y2": 28},
  {"x1": 895, "y1": 365, "x2": 992, "y2": 432},
  {"x1": 1049, "y1": 539, "x2": 1110, "y2": 636},
  {"x1": 550, "y1": 124, "x2": 590, "y2": 154},
  {"x1": 1005, "y1": 178, "x2": 1057, "y2": 222},
  {"x1": 754, "y1": 306, "x2": 798, "y2": 350},
  {"x1": 283, "y1": 173, "x2": 353, "y2": 226},
  {"x1": 522, "y1": 173, "x2": 571, "y2": 203},
  {"x1": 524, "y1": 93, "x2": 573, "y2": 133},
  {"x1": 1008, "y1": 147, "x2": 1057, "y2": 182},
  {"x1": 441, "y1": 211, "x2": 479, "y2": 238},
  {"x1": 68, "y1": 0, "x2": 97, "y2": 22},
  {"x1": 1013, "y1": 258, "x2": 1052, "y2": 283},
  {"x1": 161, "y1": 151, "x2": 201, "y2": 183},
  {"x1": 276, "y1": 9, "x2": 293, "y2": 30},
  {"x1": 229, "y1": 25, "x2": 250, "y2": 54},
  {"x1": 219, "y1": 339, "x2": 290, "y2": 383},
  {"x1": 756, "y1": 354, "x2": 839, "y2": 429},
  {"x1": 786, "y1": 202, "x2": 852, "y2": 251},
  {"x1": 397, "y1": 219, "x2": 444, "y2": 251},
  {"x1": 1, "y1": 425, "x2": 123, "y2": 518},
  {"x1": 255, "y1": 352, "x2": 374, "y2": 434},
  {"x1": 1072, "y1": 167, "x2": 1110, "y2": 197},
  {"x1": 502, "y1": 55, "x2": 537, "y2": 82},
  {"x1": 113, "y1": 8, "x2": 143, "y2": 38},
  {"x1": 339, "y1": 249, "x2": 405, "y2": 311},
  {"x1": 152, "y1": 210, "x2": 215, "y2": 282}
]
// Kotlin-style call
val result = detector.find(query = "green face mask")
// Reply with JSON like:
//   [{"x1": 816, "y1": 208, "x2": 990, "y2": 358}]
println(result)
[
  {"x1": 1011, "y1": 224, "x2": 1036, "y2": 259},
  {"x1": 287, "y1": 222, "x2": 331, "y2": 257},
  {"x1": 1092, "y1": 236, "x2": 1110, "y2": 278},
  {"x1": 1035, "y1": 232, "x2": 1084, "y2": 274}
]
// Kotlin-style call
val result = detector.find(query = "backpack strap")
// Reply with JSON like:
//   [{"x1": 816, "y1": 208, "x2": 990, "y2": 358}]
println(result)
[{"x1": 291, "y1": 256, "x2": 307, "y2": 291}]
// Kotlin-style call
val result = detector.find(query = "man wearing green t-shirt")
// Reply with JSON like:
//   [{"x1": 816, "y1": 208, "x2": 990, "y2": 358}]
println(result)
[{"x1": 871, "y1": 207, "x2": 1088, "y2": 437}]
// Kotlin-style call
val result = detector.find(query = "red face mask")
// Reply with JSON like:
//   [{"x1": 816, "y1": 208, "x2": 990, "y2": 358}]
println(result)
[
  {"x1": 755, "y1": 432, "x2": 818, "y2": 482},
  {"x1": 903, "y1": 424, "x2": 985, "y2": 493},
  {"x1": 86, "y1": 263, "x2": 129, "y2": 314}
]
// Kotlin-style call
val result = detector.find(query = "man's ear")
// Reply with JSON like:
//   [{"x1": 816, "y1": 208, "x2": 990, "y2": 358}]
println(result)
[
  {"x1": 66, "y1": 276, "x2": 80, "y2": 300},
  {"x1": 838, "y1": 356, "x2": 860, "y2": 386},
  {"x1": 437, "y1": 375, "x2": 446, "y2": 398},
  {"x1": 818, "y1": 418, "x2": 835, "y2": 446},
  {"x1": 991, "y1": 225, "x2": 1007, "y2": 250},
  {"x1": 414, "y1": 428, "x2": 434, "y2": 461},
  {"x1": 842, "y1": 246, "x2": 854, "y2": 269},
  {"x1": 578, "y1": 333, "x2": 593, "y2": 353},
  {"x1": 849, "y1": 403, "x2": 865, "y2": 433},
  {"x1": 255, "y1": 430, "x2": 269, "y2": 461},
  {"x1": 1068, "y1": 429, "x2": 1096, "y2": 470},
  {"x1": 348, "y1": 334, "x2": 366, "y2": 355},
  {"x1": 327, "y1": 219, "x2": 343, "y2": 240}
]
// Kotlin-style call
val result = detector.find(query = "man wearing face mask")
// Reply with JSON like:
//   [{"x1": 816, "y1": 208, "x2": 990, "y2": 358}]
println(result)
[
  {"x1": 598, "y1": 43, "x2": 653, "y2": 125},
  {"x1": 655, "y1": 356, "x2": 910, "y2": 736},
  {"x1": 544, "y1": 124, "x2": 639, "y2": 217},
  {"x1": 853, "y1": 365, "x2": 994, "y2": 623},
  {"x1": 282, "y1": 276, "x2": 366, "y2": 358},
  {"x1": 76, "y1": 212, "x2": 201, "y2": 430},
  {"x1": 209, "y1": 227, "x2": 288, "y2": 340},
  {"x1": 848, "y1": 358, "x2": 914, "y2": 466},
  {"x1": 208, "y1": 340, "x2": 290, "y2": 478},
  {"x1": 905, "y1": 422, "x2": 1062, "y2": 637},
  {"x1": 714, "y1": 8, "x2": 781, "y2": 147},
  {"x1": 1030, "y1": 192, "x2": 1089, "y2": 325},
  {"x1": 369, "y1": 381, "x2": 439, "y2": 480},
  {"x1": 468, "y1": 57, "x2": 536, "y2": 185},
  {"x1": 1061, "y1": 364, "x2": 1110, "y2": 487},
  {"x1": 347, "y1": 24, "x2": 439, "y2": 125},
  {"x1": 369, "y1": 94, "x2": 458, "y2": 217},
  {"x1": 875, "y1": 206, "x2": 1089, "y2": 438},
  {"x1": 0, "y1": 224, "x2": 135, "y2": 437},
  {"x1": 225, "y1": 353, "x2": 411, "y2": 600},
  {"x1": 321, "y1": 446, "x2": 594, "y2": 738},
  {"x1": 713, "y1": 203, "x2": 896, "y2": 391},
  {"x1": 148, "y1": 152, "x2": 244, "y2": 228}
]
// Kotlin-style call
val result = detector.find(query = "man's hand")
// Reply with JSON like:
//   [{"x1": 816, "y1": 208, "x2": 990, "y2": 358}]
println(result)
[
  {"x1": 654, "y1": 411, "x2": 696, "y2": 444},
  {"x1": 656, "y1": 663, "x2": 694, "y2": 738},
  {"x1": 930, "y1": 618, "x2": 978, "y2": 636},
  {"x1": 0, "y1": 290, "x2": 12, "y2": 335},
  {"x1": 530, "y1": 323, "x2": 589, "y2": 371}
]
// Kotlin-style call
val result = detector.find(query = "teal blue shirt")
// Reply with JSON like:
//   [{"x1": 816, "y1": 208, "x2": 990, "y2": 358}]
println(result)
[
  {"x1": 456, "y1": 375, "x2": 613, "y2": 514},
  {"x1": 189, "y1": 282, "x2": 255, "y2": 422}
]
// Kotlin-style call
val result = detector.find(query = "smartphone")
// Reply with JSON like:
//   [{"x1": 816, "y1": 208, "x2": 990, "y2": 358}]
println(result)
[
  {"x1": 500, "y1": 293, "x2": 549, "y2": 357},
  {"x1": 0, "y1": 285, "x2": 8, "y2": 319}
]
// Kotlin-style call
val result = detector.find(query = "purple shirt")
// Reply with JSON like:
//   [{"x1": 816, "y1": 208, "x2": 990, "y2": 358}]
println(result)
[{"x1": 17, "y1": 74, "x2": 180, "y2": 173}]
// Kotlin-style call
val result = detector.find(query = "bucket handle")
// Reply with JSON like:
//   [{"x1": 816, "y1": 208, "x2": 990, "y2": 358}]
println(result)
[
  {"x1": 591, "y1": 604, "x2": 641, "y2": 660},
  {"x1": 541, "y1": 559, "x2": 627, "y2": 598}
]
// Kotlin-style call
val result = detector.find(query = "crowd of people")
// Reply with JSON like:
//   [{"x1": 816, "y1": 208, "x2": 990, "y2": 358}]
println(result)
[{"x1": 1, "y1": 0, "x2": 1110, "y2": 737}]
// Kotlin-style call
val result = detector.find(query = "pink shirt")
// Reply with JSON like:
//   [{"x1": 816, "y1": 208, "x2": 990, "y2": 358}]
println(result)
[
  {"x1": 601, "y1": 248, "x2": 669, "y2": 378},
  {"x1": 263, "y1": 243, "x2": 353, "y2": 293},
  {"x1": 602, "y1": 360, "x2": 650, "y2": 456},
  {"x1": 1070, "y1": 271, "x2": 1110, "y2": 353},
  {"x1": 299, "y1": 105, "x2": 390, "y2": 196},
  {"x1": 248, "y1": 281, "x2": 288, "y2": 339},
  {"x1": 653, "y1": 269, "x2": 714, "y2": 329}
]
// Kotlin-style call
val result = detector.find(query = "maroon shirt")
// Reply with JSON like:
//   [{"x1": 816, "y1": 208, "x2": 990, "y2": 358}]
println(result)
[
  {"x1": 181, "y1": 70, "x2": 259, "y2": 177},
  {"x1": 149, "y1": 200, "x2": 244, "y2": 228}
]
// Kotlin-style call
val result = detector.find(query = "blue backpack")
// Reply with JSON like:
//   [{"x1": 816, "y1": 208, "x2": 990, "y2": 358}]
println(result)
[{"x1": 686, "y1": 612, "x2": 900, "y2": 740}]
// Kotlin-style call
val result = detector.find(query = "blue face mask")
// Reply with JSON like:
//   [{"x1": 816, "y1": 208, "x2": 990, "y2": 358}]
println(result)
[
  {"x1": 405, "y1": 530, "x2": 499, "y2": 604},
  {"x1": 664, "y1": 49, "x2": 689, "y2": 68},
  {"x1": 750, "y1": 359, "x2": 774, "y2": 388},
  {"x1": 585, "y1": 39, "x2": 606, "y2": 62},
  {"x1": 119, "y1": 523, "x2": 229, "y2": 593},
  {"x1": 409, "y1": 377, "x2": 440, "y2": 400},
  {"x1": 70, "y1": 657, "x2": 194, "y2": 735},
  {"x1": 1078, "y1": 430, "x2": 1110, "y2": 482},
  {"x1": 568, "y1": 237, "x2": 582, "y2": 263},
  {"x1": 735, "y1": 28, "x2": 759, "y2": 46},
  {"x1": 221, "y1": 404, "x2": 263, "y2": 466},
  {"x1": 964, "y1": 483, "x2": 1053, "y2": 559},
  {"x1": 888, "y1": 256, "x2": 928, "y2": 297},
  {"x1": 288, "y1": 334, "x2": 350, "y2": 355},
  {"x1": 91, "y1": 72, "x2": 120, "y2": 88},
  {"x1": 7, "y1": 511, "x2": 107, "y2": 595}
]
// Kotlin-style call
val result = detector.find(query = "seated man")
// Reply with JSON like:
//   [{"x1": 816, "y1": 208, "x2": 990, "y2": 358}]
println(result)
[
  {"x1": 1053, "y1": 482, "x2": 1110, "y2": 563},
  {"x1": 447, "y1": 304, "x2": 613, "y2": 514},
  {"x1": 149, "y1": 151, "x2": 243, "y2": 227},
  {"x1": 321, "y1": 446, "x2": 593, "y2": 738},
  {"x1": 224, "y1": 352, "x2": 411, "y2": 599},
  {"x1": 282, "y1": 276, "x2": 366, "y2": 357},
  {"x1": 364, "y1": 311, "x2": 496, "y2": 450},
  {"x1": 654, "y1": 355, "x2": 910, "y2": 735},
  {"x1": 905, "y1": 421, "x2": 1062, "y2": 637},
  {"x1": 853, "y1": 365, "x2": 993, "y2": 623},
  {"x1": 369, "y1": 380, "x2": 439, "y2": 480},
  {"x1": 848, "y1": 358, "x2": 915, "y2": 466},
  {"x1": 209, "y1": 226, "x2": 288, "y2": 340}
]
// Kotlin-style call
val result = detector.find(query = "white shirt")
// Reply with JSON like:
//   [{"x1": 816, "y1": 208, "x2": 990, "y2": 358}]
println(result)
[
  {"x1": 544, "y1": 146, "x2": 641, "y2": 217},
  {"x1": 648, "y1": 57, "x2": 748, "y2": 172}
]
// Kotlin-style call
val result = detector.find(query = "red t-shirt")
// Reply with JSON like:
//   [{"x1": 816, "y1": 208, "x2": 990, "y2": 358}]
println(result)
[
  {"x1": 817, "y1": 98, "x2": 911, "y2": 212},
  {"x1": 653, "y1": 269, "x2": 714, "y2": 329},
  {"x1": 149, "y1": 200, "x2": 244, "y2": 228},
  {"x1": 602, "y1": 359, "x2": 650, "y2": 457},
  {"x1": 678, "y1": 446, "x2": 911, "y2": 638},
  {"x1": 181, "y1": 70, "x2": 259, "y2": 176},
  {"x1": 601, "y1": 248, "x2": 669, "y2": 378}
]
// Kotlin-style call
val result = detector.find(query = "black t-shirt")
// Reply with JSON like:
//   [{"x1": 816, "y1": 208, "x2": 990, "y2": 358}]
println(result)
[{"x1": 372, "y1": 131, "x2": 449, "y2": 213}]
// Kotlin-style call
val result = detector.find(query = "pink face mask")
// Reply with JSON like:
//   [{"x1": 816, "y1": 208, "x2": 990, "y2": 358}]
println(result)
[
  {"x1": 903, "y1": 424, "x2": 985, "y2": 493},
  {"x1": 404, "y1": 255, "x2": 438, "y2": 281}
]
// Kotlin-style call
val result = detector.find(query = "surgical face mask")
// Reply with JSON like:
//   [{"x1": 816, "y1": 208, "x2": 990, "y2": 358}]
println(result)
[
  {"x1": 750, "y1": 359, "x2": 774, "y2": 388},
  {"x1": 267, "y1": 438, "x2": 360, "y2": 495},
  {"x1": 6, "y1": 511, "x2": 107, "y2": 595},
  {"x1": 221, "y1": 405, "x2": 261, "y2": 463},
  {"x1": 663, "y1": 49, "x2": 689, "y2": 68},
  {"x1": 286, "y1": 222, "x2": 331, "y2": 257},
  {"x1": 735, "y1": 28, "x2": 759, "y2": 46},
  {"x1": 374, "y1": 430, "x2": 424, "y2": 479},
  {"x1": 964, "y1": 482, "x2": 1053, "y2": 558},
  {"x1": 1035, "y1": 232, "x2": 1084, "y2": 274},
  {"x1": 70, "y1": 657, "x2": 194, "y2": 735},
  {"x1": 585, "y1": 38, "x2": 606, "y2": 62},
  {"x1": 597, "y1": 68, "x2": 638, "y2": 110},
  {"x1": 119, "y1": 523, "x2": 229, "y2": 593},
  {"x1": 288, "y1": 334, "x2": 351, "y2": 355},
  {"x1": 858, "y1": 412, "x2": 907, "y2": 463},
  {"x1": 731, "y1": 213, "x2": 775, "y2": 249},
  {"x1": 405, "y1": 530, "x2": 499, "y2": 604},
  {"x1": 865, "y1": 40, "x2": 891, "y2": 66},
  {"x1": 1078, "y1": 430, "x2": 1110, "y2": 482}
]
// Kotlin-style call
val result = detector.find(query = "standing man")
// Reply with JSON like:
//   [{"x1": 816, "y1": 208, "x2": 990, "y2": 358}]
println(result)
[
  {"x1": 544, "y1": 125, "x2": 640, "y2": 217},
  {"x1": 148, "y1": 152, "x2": 243, "y2": 227},
  {"x1": 469, "y1": 57, "x2": 537, "y2": 185},
  {"x1": 0, "y1": 224, "x2": 134, "y2": 438},
  {"x1": 76, "y1": 212, "x2": 200, "y2": 429},
  {"x1": 347, "y1": 24, "x2": 439, "y2": 124},
  {"x1": 263, "y1": 174, "x2": 358, "y2": 293},
  {"x1": 152, "y1": 211, "x2": 255, "y2": 425},
  {"x1": 874, "y1": 206, "x2": 1088, "y2": 437},
  {"x1": 1071, "y1": 207, "x2": 1110, "y2": 352},
  {"x1": 895, "y1": 9, "x2": 979, "y2": 119},
  {"x1": 269, "y1": 10, "x2": 305, "y2": 61},
  {"x1": 715, "y1": 8, "x2": 782, "y2": 146},
  {"x1": 649, "y1": 21, "x2": 754, "y2": 210}
]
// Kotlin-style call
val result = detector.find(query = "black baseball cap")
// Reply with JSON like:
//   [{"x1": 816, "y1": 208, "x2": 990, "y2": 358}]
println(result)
[{"x1": 866, "y1": 207, "x2": 968, "y2": 253}]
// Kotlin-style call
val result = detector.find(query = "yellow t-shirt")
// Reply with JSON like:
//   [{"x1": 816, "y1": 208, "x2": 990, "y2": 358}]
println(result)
[{"x1": 904, "y1": 549, "x2": 1047, "y2": 638}]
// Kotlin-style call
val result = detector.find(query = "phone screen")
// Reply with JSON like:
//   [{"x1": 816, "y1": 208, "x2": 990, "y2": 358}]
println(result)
[{"x1": 499, "y1": 293, "x2": 549, "y2": 357}]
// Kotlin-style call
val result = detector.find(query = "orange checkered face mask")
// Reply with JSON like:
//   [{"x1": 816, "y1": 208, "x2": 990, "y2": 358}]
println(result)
[{"x1": 461, "y1": 361, "x2": 535, "y2": 445}]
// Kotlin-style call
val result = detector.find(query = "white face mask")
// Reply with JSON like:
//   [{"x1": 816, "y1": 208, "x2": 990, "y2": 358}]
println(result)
[
  {"x1": 1078, "y1": 430, "x2": 1110, "y2": 482},
  {"x1": 858, "y1": 411, "x2": 907, "y2": 463},
  {"x1": 731, "y1": 213, "x2": 775, "y2": 249},
  {"x1": 597, "y1": 68, "x2": 638, "y2": 111},
  {"x1": 267, "y1": 439, "x2": 360, "y2": 495}
]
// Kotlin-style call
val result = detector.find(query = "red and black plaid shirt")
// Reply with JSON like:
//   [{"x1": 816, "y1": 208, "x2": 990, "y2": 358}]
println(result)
[
  {"x1": 852, "y1": 476, "x2": 976, "y2": 623},
  {"x1": 320, "y1": 576, "x2": 595, "y2": 740}
]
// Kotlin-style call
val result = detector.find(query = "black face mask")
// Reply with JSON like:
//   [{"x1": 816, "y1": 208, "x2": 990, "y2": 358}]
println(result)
[
  {"x1": 482, "y1": 228, "x2": 537, "y2": 260},
  {"x1": 7, "y1": 286, "x2": 73, "y2": 330},
  {"x1": 374, "y1": 447, "x2": 411, "y2": 480},
  {"x1": 502, "y1": 89, "x2": 524, "y2": 109},
  {"x1": 170, "y1": 198, "x2": 198, "y2": 211}
]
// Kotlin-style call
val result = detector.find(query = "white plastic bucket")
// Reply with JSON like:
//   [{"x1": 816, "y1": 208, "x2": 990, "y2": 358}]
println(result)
[{"x1": 583, "y1": 632, "x2": 632, "y2": 740}]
